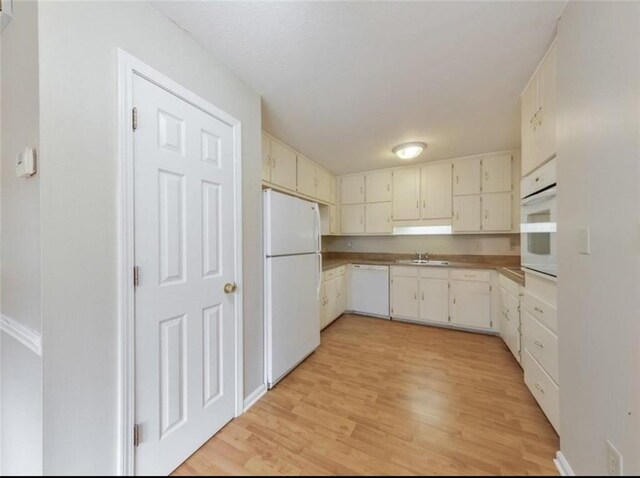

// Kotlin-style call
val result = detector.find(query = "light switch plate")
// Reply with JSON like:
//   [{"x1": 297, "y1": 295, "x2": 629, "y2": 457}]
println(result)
[{"x1": 578, "y1": 227, "x2": 590, "y2": 255}]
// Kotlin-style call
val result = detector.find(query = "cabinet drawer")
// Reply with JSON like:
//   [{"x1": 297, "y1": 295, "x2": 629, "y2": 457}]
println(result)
[
  {"x1": 523, "y1": 311, "x2": 558, "y2": 383},
  {"x1": 324, "y1": 269, "x2": 337, "y2": 281},
  {"x1": 419, "y1": 268, "x2": 449, "y2": 280},
  {"x1": 450, "y1": 269, "x2": 490, "y2": 282},
  {"x1": 523, "y1": 349, "x2": 559, "y2": 433},
  {"x1": 523, "y1": 291, "x2": 557, "y2": 334},
  {"x1": 391, "y1": 266, "x2": 418, "y2": 277},
  {"x1": 335, "y1": 265, "x2": 346, "y2": 277}
]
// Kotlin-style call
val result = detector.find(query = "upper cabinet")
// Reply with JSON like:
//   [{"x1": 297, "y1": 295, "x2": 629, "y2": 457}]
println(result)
[
  {"x1": 316, "y1": 168, "x2": 333, "y2": 203},
  {"x1": 262, "y1": 131, "x2": 336, "y2": 205},
  {"x1": 453, "y1": 158, "x2": 481, "y2": 196},
  {"x1": 452, "y1": 154, "x2": 514, "y2": 233},
  {"x1": 521, "y1": 42, "x2": 557, "y2": 177},
  {"x1": 340, "y1": 175, "x2": 365, "y2": 205},
  {"x1": 269, "y1": 139, "x2": 297, "y2": 191},
  {"x1": 421, "y1": 162, "x2": 452, "y2": 219},
  {"x1": 296, "y1": 155, "x2": 316, "y2": 197},
  {"x1": 365, "y1": 170, "x2": 392, "y2": 203},
  {"x1": 482, "y1": 154, "x2": 512, "y2": 193},
  {"x1": 392, "y1": 168, "x2": 420, "y2": 220},
  {"x1": 262, "y1": 132, "x2": 272, "y2": 183}
]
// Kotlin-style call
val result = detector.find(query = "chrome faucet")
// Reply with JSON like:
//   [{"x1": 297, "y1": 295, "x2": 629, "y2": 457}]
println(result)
[{"x1": 415, "y1": 251, "x2": 431, "y2": 262}]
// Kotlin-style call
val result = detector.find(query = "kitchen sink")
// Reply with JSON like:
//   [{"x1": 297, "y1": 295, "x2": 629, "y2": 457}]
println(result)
[{"x1": 396, "y1": 259, "x2": 450, "y2": 266}]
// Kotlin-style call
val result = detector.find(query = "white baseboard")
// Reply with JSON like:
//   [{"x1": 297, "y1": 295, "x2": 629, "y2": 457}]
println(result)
[
  {"x1": 243, "y1": 384, "x2": 267, "y2": 412},
  {"x1": 554, "y1": 451, "x2": 575, "y2": 476},
  {"x1": 0, "y1": 315, "x2": 42, "y2": 356}
]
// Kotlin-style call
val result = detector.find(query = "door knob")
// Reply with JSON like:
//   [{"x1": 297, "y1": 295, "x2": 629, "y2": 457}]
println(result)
[{"x1": 224, "y1": 282, "x2": 237, "y2": 294}]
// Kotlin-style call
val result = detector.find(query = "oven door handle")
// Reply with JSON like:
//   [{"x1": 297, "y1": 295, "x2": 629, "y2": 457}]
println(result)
[{"x1": 521, "y1": 187, "x2": 557, "y2": 206}]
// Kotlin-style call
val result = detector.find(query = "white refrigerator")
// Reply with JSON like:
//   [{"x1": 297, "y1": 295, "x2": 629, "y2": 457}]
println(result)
[{"x1": 264, "y1": 189, "x2": 321, "y2": 388}]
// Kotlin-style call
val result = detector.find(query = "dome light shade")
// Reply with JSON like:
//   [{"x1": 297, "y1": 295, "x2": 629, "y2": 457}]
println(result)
[{"x1": 393, "y1": 142, "x2": 427, "y2": 160}]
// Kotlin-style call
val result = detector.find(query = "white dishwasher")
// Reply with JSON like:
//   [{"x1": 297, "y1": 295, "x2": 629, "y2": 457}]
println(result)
[{"x1": 349, "y1": 264, "x2": 390, "y2": 319}]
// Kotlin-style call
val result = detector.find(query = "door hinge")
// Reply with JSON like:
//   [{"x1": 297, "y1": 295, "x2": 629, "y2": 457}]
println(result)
[
  {"x1": 490, "y1": 320, "x2": 493, "y2": 328},
  {"x1": 133, "y1": 424, "x2": 141, "y2": 447},
  {"x1": 133, "y1": 266, "x2": 140, "y2": 288},
  {"x1": 490, "y1": 285, "x2": 492, "y2": 292},
  {"x1": 132, "y1": 107, "x2": 138, "y2": 131}
]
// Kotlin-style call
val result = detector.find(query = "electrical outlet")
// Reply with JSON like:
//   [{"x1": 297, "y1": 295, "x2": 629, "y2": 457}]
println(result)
[
  {"x1": 606, "y1": 440, "x2": 623, "y2": 476},
  {"x1": 347, "y1": 241, "x2": 353, "y2": 249},
  {"x1": 474, "y1": 240, "x2": 482, "y2": 252}
]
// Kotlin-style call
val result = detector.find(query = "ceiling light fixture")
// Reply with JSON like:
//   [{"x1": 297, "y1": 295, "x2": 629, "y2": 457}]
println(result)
[{"x1": 393, "y1": 142, "x2": 427, "y2": 160}]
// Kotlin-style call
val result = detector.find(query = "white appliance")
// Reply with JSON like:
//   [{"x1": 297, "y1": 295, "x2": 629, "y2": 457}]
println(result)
[
  {"x1": 521, "y1": 158, "x2": 557, "y2": 277},
  {"x1": 264, "y1": 189, "x2": 321, "y2": 388},
  {"x1": 349, "y1": 264, "x2": 390, "y2": 318}
]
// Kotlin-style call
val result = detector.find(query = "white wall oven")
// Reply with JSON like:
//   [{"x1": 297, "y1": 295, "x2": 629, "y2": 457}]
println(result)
[{"x1": 521, "y1": 159, "x2": 557, "y2": 277}]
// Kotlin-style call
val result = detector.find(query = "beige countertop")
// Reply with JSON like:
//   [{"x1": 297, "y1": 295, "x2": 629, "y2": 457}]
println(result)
[{"x1": 321, "y1": 254, "x2": 525, "y2": 286}]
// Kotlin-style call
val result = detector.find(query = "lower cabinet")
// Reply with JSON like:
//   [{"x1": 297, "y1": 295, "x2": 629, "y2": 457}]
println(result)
[
  {"x1": 521, "y1": 270, "x2": 559, "y2": 432},
  {"x1": 390, "y1": 272, "x2": 419, "y2": 319},
  {"x1": 498, "y1": 274, "x2": 523, "y2": 364},
  {"x1": 320, "y1": 266, "x2": 347, "y2": 330},
  {"x1": 449, "y1": 278, "x2": 491, "y2": 329},
  {"x1": 390, "y1": 266, "x2": 492, "y2": 331}
]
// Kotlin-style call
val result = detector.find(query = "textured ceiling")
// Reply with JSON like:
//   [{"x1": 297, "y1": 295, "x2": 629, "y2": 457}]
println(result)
[{"x1": 153, "y1": 1, "x2": 565, "y2": 174}]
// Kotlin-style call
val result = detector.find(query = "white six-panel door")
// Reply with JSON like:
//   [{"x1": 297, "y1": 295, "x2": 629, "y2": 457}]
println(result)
[{"x1": 133, "y1": 74, "x2": 237, "y2": 475}]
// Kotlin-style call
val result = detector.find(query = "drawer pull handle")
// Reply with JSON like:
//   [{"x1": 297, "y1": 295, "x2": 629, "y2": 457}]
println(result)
[
  {"x1": 534, "y1": 340, "x2": 544, "y2": 349},
  {"x1": 535, "y1": 383, "x2": 545, "y2": 394},
  {"x1": 534, "y1": 306, "x2": 544, "y2": 314}
]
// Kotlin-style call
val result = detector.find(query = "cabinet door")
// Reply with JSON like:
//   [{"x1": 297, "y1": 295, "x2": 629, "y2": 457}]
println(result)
[
  {"x1": 316, "y1": 168, "x2": 332, "y2": 203},
  {"x1": 499, "y1": 286, "x2": 510, "y2": 342},
  {"x1": 450, "y1": 280, "x2": 491, "y2": 329},
  {"x1": 335, "y1": 275, "x2": 346, "y2": 317},
  {"x1": 262, "y1": 133, "x2": 271, "y2": 182},
  {"x1": 319, "y1": 282, "x2": 327, "y2": 329},
  {"x1": 521, "y1": 77, "x2": 539, "y2": 177},
  {"x1": 340, "y1": 204, "x2": 365, "y2": 234},
  {"x1": 418, "y1": 278, "x2": 449, "y2": 324},
  {"x1": 453, "y1": 195, "x2": 481, "y2": 232},
  {"x1": 365, "y1": 202, "x2": 392, "y2": 234},
  {"x1": 390, "y1": 275, "x2": 419, "y2": 319},
  {"x1": 340, "y1": 175, "x2": 365, "y2": 204},
  {"x1": 329, "y1": 205, "x2": 338, "y2": 235},
  {"x1": 453, "y1": 159, "x2": 481, "y2": 196},
  {"x1": 297, "y1": 155, "x2": 316, "y2": 197},
  {"x1": 421, "y1": 162, "x2": 452, "y2": 219},
  {"x1": 325, "y1": 278, "x2": 337, "y2": 326},
  {"x1": 482, "y1": 193, "x2": 512, "y2": 232},
  {"x1": 392, "y1": 168, "x2": 420, "y2": 220},
  {"x1": 365, "y1": 170, "x2": 392, "y2": 203},
  {"x1": 329, "y1": 176, "x2": 337, "y2": 205},
  {"x1": 538, "y1": 43, "x2": 556, "y2": 165},
  {"x1": 506, "y1": 290, "x2": 521, "y2": 360},
  {"x1": 270, "y1": 140, "x2": 297, "y2": 191},
  {"x1": 482, "y1": 155, "x2": 512, "y2": 193}
]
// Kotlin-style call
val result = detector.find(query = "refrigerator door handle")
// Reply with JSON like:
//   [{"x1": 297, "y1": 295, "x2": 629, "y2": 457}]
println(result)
[
  {"x1": 315, "y1": 204, "x2": 322, "y2": 252},
  {"x1": 317, "y1": 253, "x2": 322, "y2": 298}
]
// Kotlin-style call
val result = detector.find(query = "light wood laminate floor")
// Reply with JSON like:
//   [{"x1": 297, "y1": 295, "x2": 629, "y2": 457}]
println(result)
[{"x1": 174, "y1": 314, "x2": 559, "y2": 476}]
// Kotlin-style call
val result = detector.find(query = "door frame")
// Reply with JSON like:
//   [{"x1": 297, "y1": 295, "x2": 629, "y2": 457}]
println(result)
[{"x1": 116, "y1": 49, "x2": 244, "y2": 475}]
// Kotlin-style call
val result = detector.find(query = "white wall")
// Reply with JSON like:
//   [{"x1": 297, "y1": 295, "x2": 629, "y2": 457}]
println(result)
[
  {"x1": 324, "y1": 234, "x2": 519, "y2": 256},
  {"x1": 556, "y1": 1, "x2": 639, "y2": 474},
  {"x1": 0, "y1": 0, "x2": 43, "y2": 474},
  {"x1": 37, "y1": 1, "x2": 262, "y2": 474}
]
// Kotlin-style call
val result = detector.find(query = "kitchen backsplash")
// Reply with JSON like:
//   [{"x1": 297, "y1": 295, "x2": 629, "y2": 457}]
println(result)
[{"x1": 322, "y1": 234, "x2": 520, "y2": 256}]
